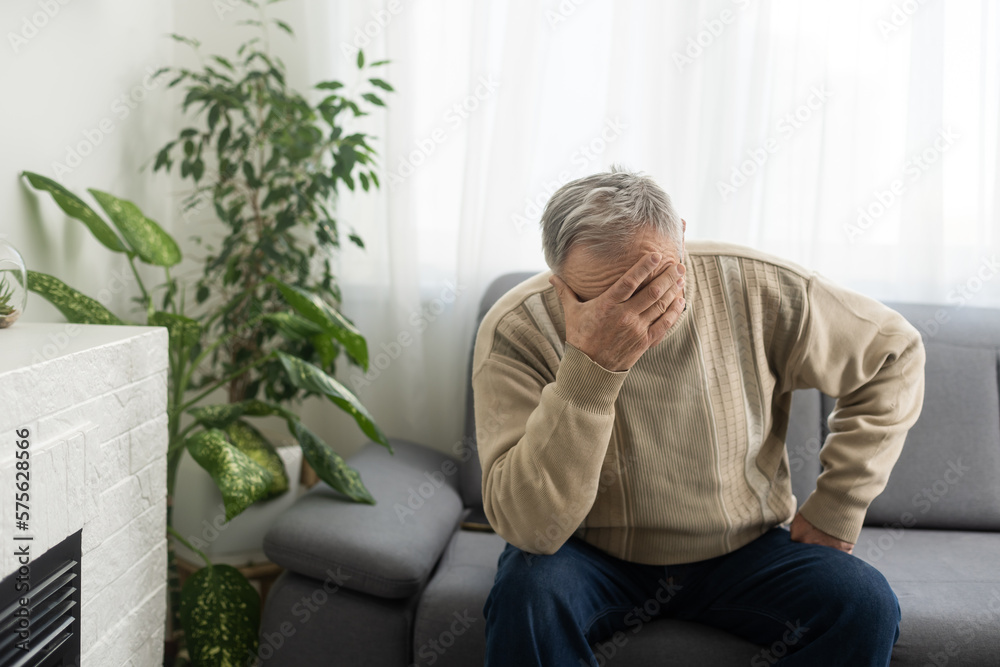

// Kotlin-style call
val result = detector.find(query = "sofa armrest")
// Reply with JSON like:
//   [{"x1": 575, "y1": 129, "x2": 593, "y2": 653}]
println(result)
[{"x1": 263, "y1": 438, "x2": 464, "y2": 599}]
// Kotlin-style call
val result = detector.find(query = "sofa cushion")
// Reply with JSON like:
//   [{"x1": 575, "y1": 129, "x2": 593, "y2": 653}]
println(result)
[
  {"x1": 413, "y1": 530, "x2": 506, "y2": 667},
  {"x1": 855, "y1": 528, "x2": 1000, "y2": 665},
  {"x1": 865, "y1": 341, "x2": 1000, "y2": 530},
  {"x1": 259, "y1": 570, "x2": 420, "y2": 667},
  {"x1": 264, "y1": 439, "x2": 464, "y2": 599}
]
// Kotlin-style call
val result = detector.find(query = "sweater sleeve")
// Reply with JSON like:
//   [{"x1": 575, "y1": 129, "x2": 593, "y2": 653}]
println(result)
[
  {"x1": 474, "y1": 336, "x2": 628, "y2": 555},
  {"x1": 786, "y1": 273, "x2": 926, "y2": 543}
]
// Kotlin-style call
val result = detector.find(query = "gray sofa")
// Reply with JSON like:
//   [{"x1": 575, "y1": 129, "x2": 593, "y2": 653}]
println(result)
[{"x1": 259, "y1": 272, "x2": 1000, "y2": 666}]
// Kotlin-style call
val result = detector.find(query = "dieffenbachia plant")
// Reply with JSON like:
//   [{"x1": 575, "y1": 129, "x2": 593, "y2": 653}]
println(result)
[{"x1": 20, "y1": 170, "x2": 390, "y2": 666}]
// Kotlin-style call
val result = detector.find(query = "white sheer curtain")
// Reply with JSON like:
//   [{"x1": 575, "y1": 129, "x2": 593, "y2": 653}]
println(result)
[{"x1": 305, "y1": 0, "x2": 1000, "y2": 455}]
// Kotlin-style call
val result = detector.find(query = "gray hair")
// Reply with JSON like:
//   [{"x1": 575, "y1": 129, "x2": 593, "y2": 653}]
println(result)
[{"x1": 540, "y1": 165, "x2": 683, "y2": 271}]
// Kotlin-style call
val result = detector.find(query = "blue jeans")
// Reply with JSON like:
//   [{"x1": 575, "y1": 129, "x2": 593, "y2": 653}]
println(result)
[{"x1": 483, "y1": 527, "x2": 899, "y2": 666}]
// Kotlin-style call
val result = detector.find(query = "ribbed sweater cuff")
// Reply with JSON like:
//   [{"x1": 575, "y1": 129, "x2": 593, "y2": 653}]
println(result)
[
  {"x1": 798, "y1": 491, "x2": 869, "y2": 544},
  {"x1": 553, "y1": 344, "x2": 628, "y2": 414}
]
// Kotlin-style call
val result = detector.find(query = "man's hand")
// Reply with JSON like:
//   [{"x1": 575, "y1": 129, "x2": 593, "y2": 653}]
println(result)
[
  {"x1": 550, "y1": 252, "x2": 686, "y2": 371},
  {"x1": 790, "y1": 512, "x2": 854, "y2": 554}
]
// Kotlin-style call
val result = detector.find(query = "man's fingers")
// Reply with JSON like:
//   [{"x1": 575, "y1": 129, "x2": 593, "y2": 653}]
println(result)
[
  {"x1": 606, "y1": 252, "x2": 662, "y2": 303},
  {"x1": 635, "y1": 267, "x2": 685, "y2": 317},
  {"x1": 647, "y1": 295, "x2": 686, "y2": 345},
  {"x1": 549, "y1": 274, "x2": 580, "y2": 307}
]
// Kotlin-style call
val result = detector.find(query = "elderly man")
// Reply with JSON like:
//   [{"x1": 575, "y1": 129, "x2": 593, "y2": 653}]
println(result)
[{"x1": 472, "y1": 167, "x2": 925, "y2": 666}]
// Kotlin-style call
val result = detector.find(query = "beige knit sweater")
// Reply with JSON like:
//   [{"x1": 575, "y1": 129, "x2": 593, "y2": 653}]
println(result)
[{"x1": 472, "y1": 240, "x2": 925, "y2": 565}]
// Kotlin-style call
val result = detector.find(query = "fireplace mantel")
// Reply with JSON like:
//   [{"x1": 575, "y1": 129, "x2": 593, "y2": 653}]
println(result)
[{"x1": 0, "y1": 323, "x2": 169, "y2": 666}]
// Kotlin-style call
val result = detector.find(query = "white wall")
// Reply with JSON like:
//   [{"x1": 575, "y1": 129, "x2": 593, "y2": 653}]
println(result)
[{"x1": 0, "y1": 0, "x2": 177, "y2": 326}]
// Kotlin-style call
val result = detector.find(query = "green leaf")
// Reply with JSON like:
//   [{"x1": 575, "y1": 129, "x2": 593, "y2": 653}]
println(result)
[
  {"x1": 242, "y1": 161, "x2": 258, "y2": 188},
  {"x1": 185, "y1": 429, "x2": 274, "y2": 520},
  {"x1": 263, "y1": 312, "x2": 325, "y2": 341},
  {"x1": 357, "y1": 49, "x2": 364, "y2": 68},
  {"x1": 88, "y1": 190, "x2": 182, "y2": 267},
  {"x1": 169, "y1": 33, "x2": 201, "y2": 49},
  {"x1": 208, "y1": 104, "x2": 222, "y2": 132},
  {"x1": 368, "y1": 78, "x2": 394, "y2": 92},
  {"x1": 369, "y1": 59, "x2": 390, "y2": 67},
  {"x1": 273, "y1": 19, "x2": 294, "y2": 35},
  {"x1": 153, "y1": 145, "x2": 173, "y2": 172},
  {"x1": 189, "y1": 399, "x2": 299, "y2": 431},
  {"x1": 26, "y1": 271, "x2": 124, "y2": 325},
  {"x1": 266, "y1": 277, "x2": 368, "y2": 369},
  {"x1": 361, "y1": 93, "x2": 385, "y2": 107},
  {"x1": 192, "y1": 159, "x2": 205, "y2": 182},
  {"x1": 276, "y1": 352, "x2": 390, "y2": 450},
  {"x1": 224, "y1": 420, "x2": 289, "y2": 499},
  {"x1": 316, "y1": 80, "x2": 344, "y2": 91},
  {"x1": 21, "y1": 172, "x2": 128, "y2": 254},
  {"x1": 311, "y1": 333, "x2": 337, "y2": 367},
  {"x1": 180, "y1": 564, "x2": 259, "y2": 667},
  {"x1": 293, "y1": 421, "x2": 374, "y2": 503},
  {"x1": 212, "y1": 55, "x2": 235, "y2": 71},
  {"x1": 149, "y1": 311, "x2": 201, "y2": 348}
]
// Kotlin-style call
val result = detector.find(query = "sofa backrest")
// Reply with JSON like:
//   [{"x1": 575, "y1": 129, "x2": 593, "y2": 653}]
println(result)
[
  {"x1": 861, "y1": 302, "x2": 1000, "y2": 530},
  {"x1": 459, "y1": 272, "x2": 535, "y2": 513},
  {"x1": 460, "y1": 273, "x2": 1000, "y2": 533}
]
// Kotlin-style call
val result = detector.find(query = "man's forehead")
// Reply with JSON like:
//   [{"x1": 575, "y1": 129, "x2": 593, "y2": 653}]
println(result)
[{"x1": 560, "y1": 236, "x2": 682, "y2": 300}]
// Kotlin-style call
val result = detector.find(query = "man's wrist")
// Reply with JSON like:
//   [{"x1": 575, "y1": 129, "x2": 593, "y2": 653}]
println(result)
[{"x1": 553, "y1": 344, "x2": 629, "y2": 414}]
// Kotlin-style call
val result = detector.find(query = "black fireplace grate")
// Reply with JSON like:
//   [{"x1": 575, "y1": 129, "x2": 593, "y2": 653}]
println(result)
[{"x1": 0, "y1": 530, "x2": 82, "y2": 667}]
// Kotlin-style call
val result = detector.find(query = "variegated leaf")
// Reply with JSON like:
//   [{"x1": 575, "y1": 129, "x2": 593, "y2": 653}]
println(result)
[
  {"x1": 26, "y1": 271, "x2": 124, "y2": 325},
  {"x1": 294, "y1": 421, "x2": 374, "y2": 504},
  {"x1": 89, "y1": 189, "x2": 182, "y2": 267},
  {"x1": 180, "y1": 564, "x2": 259, "y2": 667},
  {"x1": 149, "y1": 310, "x2": 201, "y2": 349},
  {"x1": 276, "y1": 351, "x2": 390, "y2": 451},
  {"x1": 184, "y1": 429, "x2": 274, "y2": 520},
  {"x1": 224, "y1": 419, "x2": 289, "y2": 499},
  {"x1": 189, "y1": 399, "x2": 299, "y2": 431},
  {"x1": 21, "y1": 171, "x2": 129, "y2": 254},
  {"x1": 266, "y1": 276, "x2": 368, "y2": 369}
]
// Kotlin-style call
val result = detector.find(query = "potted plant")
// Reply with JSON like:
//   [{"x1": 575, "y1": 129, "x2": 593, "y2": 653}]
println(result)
[
  {"x1": 19, "y1": 2, "x2": 394, "y2": 664},
  {"x1": 152, "y1": 0, "x2": 391, "y2": 593}
]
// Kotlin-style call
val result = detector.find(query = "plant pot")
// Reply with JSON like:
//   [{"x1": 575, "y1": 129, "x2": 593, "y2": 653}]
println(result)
[{"x1": 171, "y1": 427, "x2": 305, "y2": 566}]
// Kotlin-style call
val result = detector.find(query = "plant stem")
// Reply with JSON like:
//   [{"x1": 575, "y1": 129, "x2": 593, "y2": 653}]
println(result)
[
  {"x1": 178, "y1": 353, "x2": 274, "y2": 414},
  {"x1": 127, "y1": 254, "x2": 153, "y2": 318},
  {"x1": 173, "y1": 421, "x2": 199, "y2": 446},
  {"x1": 168, "y1": 525, "x2": 212, "y2": 568},
  {"x1": 165, "y1": 500, "x2": 183, "y2": 657},
  {"x1": 181, "y1": 332, "x2": 233, "y2": 388}
]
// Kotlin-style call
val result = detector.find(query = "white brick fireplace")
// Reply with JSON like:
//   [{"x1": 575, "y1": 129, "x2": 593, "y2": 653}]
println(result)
[{"x1": 0, "y1": 323, "x2": 169, "y2": 666}]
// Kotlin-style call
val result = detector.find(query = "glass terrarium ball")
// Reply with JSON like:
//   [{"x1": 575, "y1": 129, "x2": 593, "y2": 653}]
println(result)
[{"x1": 0, "y1": 241, "x2": 28, "y2": 328}]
